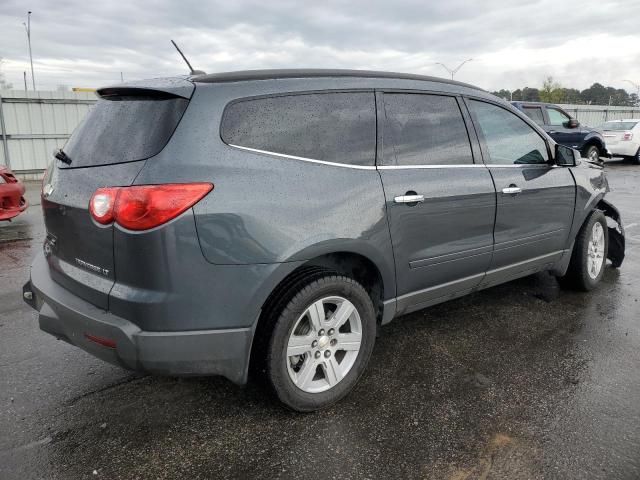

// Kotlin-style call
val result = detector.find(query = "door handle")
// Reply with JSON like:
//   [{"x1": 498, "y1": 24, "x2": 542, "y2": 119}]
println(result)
[
  {"x1": 394, "y1": 194, "x2": 425, "y2": 204},
  {"x1": 548, "y1": 130, "x2": 557, "y2": 134},
  {"x1": 501, "y1": 186, "x2": 522, "y2": 195}
]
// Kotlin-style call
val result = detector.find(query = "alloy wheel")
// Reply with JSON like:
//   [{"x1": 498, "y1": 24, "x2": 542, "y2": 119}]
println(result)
[
  {"x1": 587, "y1": 222, "x2": 605, "y2": 279},
  {"x1": 286, "y1": 296, "x2": 362, "y2": 393}
]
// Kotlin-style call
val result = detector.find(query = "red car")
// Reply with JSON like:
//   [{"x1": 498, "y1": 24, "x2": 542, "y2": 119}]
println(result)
[{"x1": 0, "y1": 166, "x2": 28, "y2": 221}]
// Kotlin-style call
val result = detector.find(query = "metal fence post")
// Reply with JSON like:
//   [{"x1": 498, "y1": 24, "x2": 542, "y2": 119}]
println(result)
[{"x1": 0, "y1": 93, "x2": 11, "y2": 169}]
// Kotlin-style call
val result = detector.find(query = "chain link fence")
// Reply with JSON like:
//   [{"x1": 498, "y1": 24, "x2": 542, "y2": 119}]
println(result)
[{"x1": 557, "y1": 104, "x2": 640, "y2": 127}]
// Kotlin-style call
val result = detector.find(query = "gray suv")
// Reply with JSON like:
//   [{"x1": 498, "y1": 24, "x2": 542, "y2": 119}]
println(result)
[{"x1": 24, "y1": 70, "x2": 625, "y2": 411}]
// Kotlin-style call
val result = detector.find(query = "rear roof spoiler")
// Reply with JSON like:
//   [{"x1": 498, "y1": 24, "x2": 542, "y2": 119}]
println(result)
[{"x1": 96, "y1": 77, "x2": 195, "y2": 100}]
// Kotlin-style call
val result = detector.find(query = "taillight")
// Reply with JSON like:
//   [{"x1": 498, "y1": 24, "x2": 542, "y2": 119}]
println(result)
[
  {"x1": 89, "y1": 183, "x2": 213, "y2": 231},
  {"x1": 623, "y1": 131, "x2": 633, "y2": 141}
]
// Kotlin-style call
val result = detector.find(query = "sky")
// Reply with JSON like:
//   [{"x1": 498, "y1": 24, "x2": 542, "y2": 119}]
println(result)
[{"x1": 1, "y1": 0, "x2": 640, "y2": 93}]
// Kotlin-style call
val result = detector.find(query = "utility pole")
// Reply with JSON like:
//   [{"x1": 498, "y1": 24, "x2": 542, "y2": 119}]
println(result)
[
  {"x1": 23, "y1": 71, "x2": 27, "y2": 93},
  {"x1": 23, "y1": 11, "x2": 35, "y2": 90},
  {"x1": 435, "y1": 58, "x2": 473, "y2": 80}
]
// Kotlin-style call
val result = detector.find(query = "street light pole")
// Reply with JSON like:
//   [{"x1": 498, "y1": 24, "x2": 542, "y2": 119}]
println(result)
[
  {"x1": 23, "y1": 11, "x2": 35, "y2": 91},
  {"x1": 623, "y1": 79, "x2": 640, "y2": 107},
  {"x1": 435, "y1": 58, "x2": 473, "y2": 80}
]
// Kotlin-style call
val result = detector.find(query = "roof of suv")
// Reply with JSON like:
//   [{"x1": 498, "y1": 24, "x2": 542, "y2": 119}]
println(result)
[
  {"x1": 190, "y1": 68, "x2": 483, "y2": 91},
  {"x1": 511, "y1": 101, "x2": 563, "y2": 108}
]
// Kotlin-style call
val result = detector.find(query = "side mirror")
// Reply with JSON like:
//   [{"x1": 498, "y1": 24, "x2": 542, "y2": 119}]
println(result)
[
  {"x1": 554, "y1": 144, "x2": 578, "y2": 166},
  {"x1": 567, "y1": 118, "x2": 579, "y2": 128}
]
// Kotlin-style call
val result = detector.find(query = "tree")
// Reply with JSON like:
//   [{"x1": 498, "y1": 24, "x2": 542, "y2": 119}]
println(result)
[
  {"x1": 540, "y1": 76, "x2": 564, "y2": 103},
  {"x1": 491, "y1": 89, "x2": 512, "y2": 101},
  {"x1": 0, "y1": 58, "x2": 13, "y2": 90},
  {"x1": 609, "y1": 88, "x2": 631, "y2": 106},
  {"x1": 491, "y1": 80, "x2": 639, "y2": 106},
  {"x1": 561, "y1": 88, "x2": 582, "y2": 104},
  {"x1": 581, "y1": 83, "x2": 608, "y2": 105},
  {"x1": 521, "y1": 87, "x2": 540, "y2": 102}
]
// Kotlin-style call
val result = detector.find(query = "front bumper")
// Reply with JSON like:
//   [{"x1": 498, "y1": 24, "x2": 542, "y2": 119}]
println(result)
[{"x1": 24, "y1": 253, "x2": 253, "y2": 384}]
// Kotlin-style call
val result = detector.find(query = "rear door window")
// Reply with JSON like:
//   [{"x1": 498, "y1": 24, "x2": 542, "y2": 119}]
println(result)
[
  {"x1": 382, "y1": 93, "x2": 473, "y2": 166},
  {"x1": 522, "y1": 106, "x2": 545, "y2": 126},
  {"x1": 62, "y1": 90, "x2": 189, "y2": 168},
  {"x1": 220, "y1": 92, "x2": 376, "y2": 166}
]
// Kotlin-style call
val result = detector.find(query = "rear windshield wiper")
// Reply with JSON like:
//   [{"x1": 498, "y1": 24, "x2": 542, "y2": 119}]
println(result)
[{"x1": 54, "y1": 148, "x2": 72, "y2": 165}]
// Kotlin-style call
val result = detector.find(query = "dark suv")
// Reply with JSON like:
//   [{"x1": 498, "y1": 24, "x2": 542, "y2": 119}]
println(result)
[
  {"x1": 24, "y1": 70, "x2": 625, "y2": 411},
  {"x1": 511, "y1": 101, "x2": 610, "y2": 162}
]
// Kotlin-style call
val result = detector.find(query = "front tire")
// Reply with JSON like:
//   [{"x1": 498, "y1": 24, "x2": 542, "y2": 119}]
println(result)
[
  {"x1": 558, "y1": 211, "x2": 608, "y2": 291},
  {"x1": 582, "y1": 145, "x2": 600, "y2": 162},
  {"x1": 265, "y1": 275, "x2": 376, "y2": 412}
]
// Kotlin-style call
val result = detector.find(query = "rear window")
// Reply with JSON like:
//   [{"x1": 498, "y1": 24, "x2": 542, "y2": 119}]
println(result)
[
  {"x1": 61, "y1": 91, "x2": 189, "y2": 168},
  {"x1": 598, "y1": 121, "x2": 638, "y2": 131},
  {"x1": 220, "y1": 92, "x2": 376, "y2": 166},
  {"x1": 521, "y1": 106, "x2": 545, "y2": 126}
]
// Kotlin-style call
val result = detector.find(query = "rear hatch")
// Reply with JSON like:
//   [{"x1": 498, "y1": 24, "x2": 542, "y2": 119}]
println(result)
[
  {"x1": 600, "y1": 121, "x2": 638, "y2": 146},
  {"x1": 41, "y1": 79, "x2": 193, "y2": 309}
]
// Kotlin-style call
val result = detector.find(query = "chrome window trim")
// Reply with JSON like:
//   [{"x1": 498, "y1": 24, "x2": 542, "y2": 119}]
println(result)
[
  {"x1": 227, "y1": 144, "x2": 377, "y2": 170},
  {"x1": 228, "y1": 145, "x2": 553, "y2": 170},
  {"x1": 377, "y1": 164, "x2": 485, "y2": 169},
  {"x1": 484, "y1": 163, "x2": 551, "y2": 168}
]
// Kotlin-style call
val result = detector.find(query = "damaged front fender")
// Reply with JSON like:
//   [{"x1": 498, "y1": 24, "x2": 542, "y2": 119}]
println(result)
[{"x1": 598, "y1": 199, "x2": 625, "y2": 268}]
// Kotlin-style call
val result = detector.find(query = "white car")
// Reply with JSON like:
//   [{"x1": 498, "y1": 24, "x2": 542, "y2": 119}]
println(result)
[{"x1": 598, "y1": 119, "x2": 640, "y2": 163}]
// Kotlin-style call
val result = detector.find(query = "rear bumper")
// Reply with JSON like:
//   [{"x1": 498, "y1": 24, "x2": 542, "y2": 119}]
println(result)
[
  {"x1": 607, "y1": 142, "x2": 639, "y2": 157},
  {"x1": 24, "y1": 252, "x2": 253, "y2": 384}
]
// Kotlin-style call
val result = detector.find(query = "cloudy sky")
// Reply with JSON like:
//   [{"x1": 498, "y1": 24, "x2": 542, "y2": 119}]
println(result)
[{"x1": 1, "y1": 0, "x2": 639, "y2": 92}]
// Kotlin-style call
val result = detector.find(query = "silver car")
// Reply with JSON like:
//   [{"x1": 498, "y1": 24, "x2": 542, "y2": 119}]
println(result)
[{"x1": 599, "y1": 119, "x2": 640, "y2": 163}]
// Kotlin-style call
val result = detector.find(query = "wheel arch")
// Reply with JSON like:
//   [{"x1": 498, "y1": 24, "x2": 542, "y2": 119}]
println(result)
[
  {"x1": 581, "y1": 135, "x2": 605, "y2": 154},
  {"x1": 554, "y1": 198, "x2": 625, "y2": 276},
  {"x1": 597, "y1": 199, "x2": 625, "y2": 267},
  {"x1": 247, "y1": 247, "x2": 394, "y2": 380}
]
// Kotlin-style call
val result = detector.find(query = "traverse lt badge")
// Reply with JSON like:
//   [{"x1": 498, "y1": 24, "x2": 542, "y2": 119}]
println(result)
[{"x1": 75, "y1": 258, "x2": 110, "y2": 276}]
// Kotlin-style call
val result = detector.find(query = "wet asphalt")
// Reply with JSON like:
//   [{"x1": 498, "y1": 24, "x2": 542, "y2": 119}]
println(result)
[{"x1": 1, "y1": 161, "x2": 639, "y2": 480}]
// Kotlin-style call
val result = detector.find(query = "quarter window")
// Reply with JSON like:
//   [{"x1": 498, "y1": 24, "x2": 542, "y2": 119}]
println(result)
[
  {"x1": 547, "y1": 108, "x2": 571, "y2": 126},
  {"x1": 382, "y1": 93, "x2": 473, "y2": 166},
  {"x1": 522, "y1": 106, "x2": 545, "y2": 126},
  {"x1": 221, "y1": 92, "x2": 375, "y2": 166},
  {"x1": 469, "y1": 100, "x2": 548, "y2": 165}
]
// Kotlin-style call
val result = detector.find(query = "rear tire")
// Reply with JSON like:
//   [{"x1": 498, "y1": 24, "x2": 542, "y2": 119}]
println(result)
[
  {"x1": 265, "y1": 274, "x2": 376, "y2": 412},
  {"x1": 557, "y1": 211, "x2": 608, "y2": 291},
  {"x1": 582, "y1": 145, "x2": 600, "y2": 162},
  {"x1": 633, "y1": 147, "x2": 640, "y2": 164}
]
